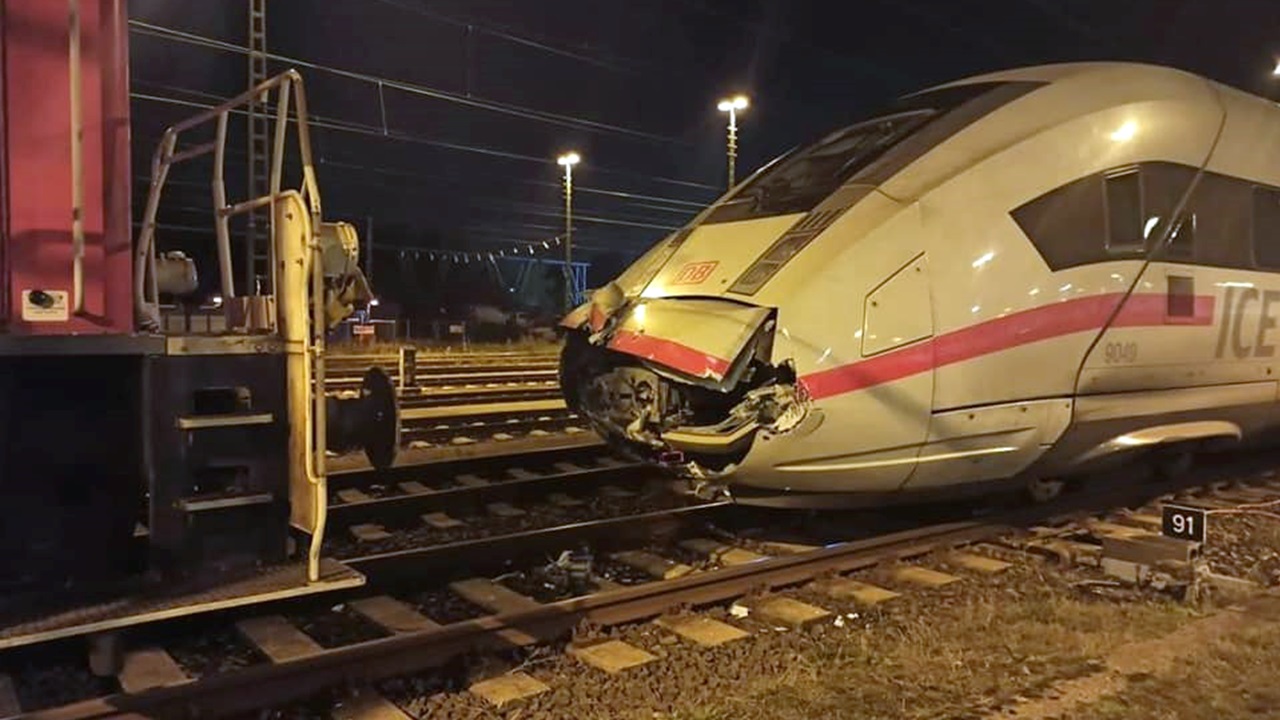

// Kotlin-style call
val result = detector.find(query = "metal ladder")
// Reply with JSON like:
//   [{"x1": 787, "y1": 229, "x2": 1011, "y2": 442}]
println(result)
[{"x1": 245, "y1": 0, "x2": 270, "y2": 295}]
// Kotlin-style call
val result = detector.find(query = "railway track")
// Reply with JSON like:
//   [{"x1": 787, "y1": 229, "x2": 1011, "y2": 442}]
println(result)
[
  {"x1": 9, "y1": 451, "x2": 1280, "y2": 718},
  {"x1": 323, "y1": 348, "x2": 572, "y2": 448},
  {"x1": 325, "y1": 350, "x2": 559, "y2": 389}
]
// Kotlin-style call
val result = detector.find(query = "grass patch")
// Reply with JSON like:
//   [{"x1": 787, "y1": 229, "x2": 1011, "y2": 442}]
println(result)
[
  {"x1": 1079, "y1": 597, "x2": 1280, "y2": 719},
  {"x1": 661, "y1": 565, "x2": 1195, "y2": 720}
]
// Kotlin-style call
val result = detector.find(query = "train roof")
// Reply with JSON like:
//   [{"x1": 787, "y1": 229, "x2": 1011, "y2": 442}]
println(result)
[{"x1": 922, "y1": 61, "x2": 1273, "y2": 106}]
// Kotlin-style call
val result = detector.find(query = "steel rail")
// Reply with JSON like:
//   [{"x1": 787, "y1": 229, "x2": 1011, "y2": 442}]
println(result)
[
  {"x1": 329, "y1": 441, "x2": 610, "y2": 483},
  {"x1": 16, "y1": 472, "x2": 1244, "y2": 720},
  {"x1": 398, "y1": 413, "x2": 579, "y2": 445},
  {"x1": 21, "y1": 515, "x2": 983, "y2": 720},
  {"x1": 397, "y1": 385, "x2": 562, "y2": 408},
  {"x1": 340, "y1": 501, "x2": 729, "y2": 584},
  {"x1": 326, "y1": 462, "x2": 649, "y2": 528},
  {"x1": 326, "y1": 368, "x2": 559, "y2": 386},
  {"x1": 399, "y1": 398, "x2": 567, "y2": 421},
  {"x1": 325, "y1": 353, "x2": 558, "y2": 366}
]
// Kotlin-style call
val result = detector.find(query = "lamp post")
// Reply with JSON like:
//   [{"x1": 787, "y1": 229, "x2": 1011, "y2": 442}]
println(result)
[
  {"x1": 717, "y1": 95, "x2": 749, "y2": 188},
  {"x1": 556, "y1": 151, "x2": 580, "y2": 311}
]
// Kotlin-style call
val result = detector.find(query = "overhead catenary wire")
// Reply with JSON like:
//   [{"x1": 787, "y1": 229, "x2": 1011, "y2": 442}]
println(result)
[
  {"x1": 310, "y1": 160, "x2": 701, "y2": 222},
  {"x1": 368, "y1": 0, "x2": 653, "y2": 77},
  {"x1": 130, "y1": 144, "x2": 692, "y2": 230},
  {"x1": 127, "y1": 78, "x2": 688, "y2": 262},
  {"x1": 128, "y1": 91, "x2": 698, "y2": 244},
  {"x1": 133, "y1": 171, "x2": 666, "y2": 257},
  {"x1": 130, "y1": 90, "x2": 718, "y2": 192},
  {"x1": 128, "y1": 20, "x2": 689, "y2": 147},
  {"x1": 125, "y1": 121, "x2": 710, "y2": 211},
  {"x1": 130, "y1": 155, "x2": 697, "y2": 227},
  {"x1": 311, "y1": 157, "x2": 709, "y2": 210}
]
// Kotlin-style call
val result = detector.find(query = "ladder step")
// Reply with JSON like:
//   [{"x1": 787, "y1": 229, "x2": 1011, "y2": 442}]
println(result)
[
  {"x1": 176, "y1": 492, "x2": 274, "y2": 513},
  {"x1": 176, "y1": 412, "x2": 274, "y2": 430}
]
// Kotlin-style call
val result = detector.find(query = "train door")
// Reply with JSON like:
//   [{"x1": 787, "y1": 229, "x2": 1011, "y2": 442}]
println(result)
[
  {"x1": 759, "y1": 204, "x2": 935, "y2": 496},
  {"x1": 849, "y1": 246, "x2": 937, "y2": 490}
]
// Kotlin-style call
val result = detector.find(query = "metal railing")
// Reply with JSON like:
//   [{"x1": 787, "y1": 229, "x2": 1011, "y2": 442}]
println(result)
[
  {"x1": 132, "y1": 69, "x2": 330, "y2": 582},
  {"x1": 134, "y1": 70, "x2": 322, "y2": 328}
]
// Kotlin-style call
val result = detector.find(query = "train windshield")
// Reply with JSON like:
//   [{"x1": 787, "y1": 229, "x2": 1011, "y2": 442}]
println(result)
[
  {"x1": 708, "y1": 81, "x2": 1025, "y2": 222},
  {"x1": 729, "y1": 111, "x2": 933, "y2": 216}
]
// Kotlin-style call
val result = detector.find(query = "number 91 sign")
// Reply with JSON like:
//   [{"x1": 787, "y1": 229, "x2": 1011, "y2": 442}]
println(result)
[{"x1": 1161, "y1": 503, "x2": 1207, "y2": 543}]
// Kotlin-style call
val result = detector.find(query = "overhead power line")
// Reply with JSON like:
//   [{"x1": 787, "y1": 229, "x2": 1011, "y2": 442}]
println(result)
[
  {"x1": 129, "y1": 20, "x2": 687, "y2": 147},
  {"x1": 130, "y1": 90, "x2": 719, "y2": 192},
  {"x1": 311, "y1": 157, "x2": 708, "y2": 211},
  {"x1": 369, "y1": 0, "x2": 653, "y2": 77}
]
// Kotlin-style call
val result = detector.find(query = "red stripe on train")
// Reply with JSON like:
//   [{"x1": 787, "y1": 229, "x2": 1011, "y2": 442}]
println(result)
[
  {"x1": 801, "y1": 292, "x2": 1215, "y2": 401},
  {"x1": 608, "y1": 330, "x2": 733, "y2": 379}
]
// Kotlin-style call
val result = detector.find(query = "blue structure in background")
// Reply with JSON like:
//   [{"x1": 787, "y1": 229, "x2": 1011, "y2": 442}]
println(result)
[{"x1": 495, "y1": 256, "x2": 591, "y2": 311}]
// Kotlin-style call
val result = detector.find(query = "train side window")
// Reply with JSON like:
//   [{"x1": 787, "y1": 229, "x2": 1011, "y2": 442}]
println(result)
[
  {"x1": 1189, "y1": 172, "x2": 1253, "y2": 269},
  {"x1": 1254, "y1": 187, "x2": 1280, "y2": 269},
  {"x1": 1165, "y1": 213, "x2": 1195, "y2": 260},
  {"x1": 1010, "y1": 173, "x2": 1106, "y2": 271},
  {"x1": 1141, "y1": 161, "x2": 1200, "y2": 261},
  {"x1": 1104, "y1": 169, "x2": 1144, "y2": 254}
]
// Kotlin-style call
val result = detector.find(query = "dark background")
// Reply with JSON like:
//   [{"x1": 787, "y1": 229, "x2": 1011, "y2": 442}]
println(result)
[{"x1": 126, "y1": 0, "x2": 1280, "y2": 317}]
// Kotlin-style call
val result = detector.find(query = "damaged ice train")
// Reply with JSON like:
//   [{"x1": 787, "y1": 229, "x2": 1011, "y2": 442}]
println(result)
[{"x1": 559, "y1": 62, "x2": 1280, "y2": 507}]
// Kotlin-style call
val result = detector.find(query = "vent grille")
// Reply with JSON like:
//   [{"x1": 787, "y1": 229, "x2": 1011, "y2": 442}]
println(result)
[{"x1": 728, "y1": 207, "x2": 847, "y2": 295}]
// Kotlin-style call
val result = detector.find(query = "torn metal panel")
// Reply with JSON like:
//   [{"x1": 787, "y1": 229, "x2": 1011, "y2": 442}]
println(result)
[
  {"x1": 559, "y1": 291, "x2": 809, "y2": 487},
  {"x1": 560, "y1": 302, "x2": 593, "y2": 330},
  {"x1": 603, "y1": 298, "x2": 774, "y2": 388}
]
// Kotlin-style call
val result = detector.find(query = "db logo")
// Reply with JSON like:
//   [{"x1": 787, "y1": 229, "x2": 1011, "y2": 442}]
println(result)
[{"x1": 671, "y1": 261, "x2": 718, "y2": 285}]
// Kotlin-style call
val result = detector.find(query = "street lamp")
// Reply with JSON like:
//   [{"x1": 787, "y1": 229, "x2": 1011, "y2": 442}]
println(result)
[
  {"x1": 556, "y1": 151, "x2": 581, "y2": 311},
  {"x1": 717, "y1": 95, "x2": 749, "y2": 188}
]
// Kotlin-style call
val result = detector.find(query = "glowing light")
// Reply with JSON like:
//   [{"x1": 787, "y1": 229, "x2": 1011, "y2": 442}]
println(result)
[
  {"x1": 717, "y1": 95, "x2": 749, "y2": 112},
  {"x1": 369, "y1": 298, "x2": 380, "y2": 307},
  {"x1": 1216, "y1": 281, "x2": 1255, "y2": 288},
  {"x1": 557, "y1": 151, "x2": 581, "y2": 166},
  {"x1": 1059, "y1": 283, "x2": 1073, "y2": 292},
  {"x1": 1110, "y1": 120, "x2": 1138, "y2": 142},
  {"x1": 1110, "y1": 273, "x2": 1123, "y2": 280},
  {"x1": 853, "y1": 329, "x2": 863, "y2": 339},
  {"x1": 211, "y1": 294, "x2": 223, "y2": 307},
  {"x1": 1143, "y1": 216, "x2": 1162, "y2": 238},
  {"x1": 971, "y1": 251, "x2": 995, "y2": 269},
  {"x1": 971, "y1": 305, "x2": 981, "y2": 313},
  {"x1": 1274, "y1": 59, "x2": 1280, "y2": 77},
  {"x1": 633, "y1": 303, "x2": 646, "y2": 323},
  {"x1": 1029, "y1": 288, "x2": 1040, "y2": 296}
]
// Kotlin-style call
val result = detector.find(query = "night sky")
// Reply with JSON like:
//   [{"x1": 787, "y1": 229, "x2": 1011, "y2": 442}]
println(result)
[{"x1": 125, "y1": 0, "x2": 1280, "y2": 313}]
